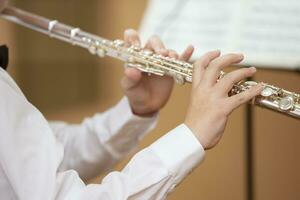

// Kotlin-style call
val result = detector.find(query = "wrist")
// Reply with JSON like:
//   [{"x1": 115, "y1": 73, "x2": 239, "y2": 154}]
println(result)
[{"x1": 184, "y1": 120, "x2": 209, "y2": 150}]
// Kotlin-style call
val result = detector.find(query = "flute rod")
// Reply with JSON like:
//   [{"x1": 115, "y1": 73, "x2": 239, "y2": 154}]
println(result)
[{"x1": 1, "y1": 6, "x2": 300, "y2": 119}]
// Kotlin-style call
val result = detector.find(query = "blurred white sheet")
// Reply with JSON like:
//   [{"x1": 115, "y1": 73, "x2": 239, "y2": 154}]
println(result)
[{"x1": 140, "y1": 0, "x2": 300, "y2": 70}]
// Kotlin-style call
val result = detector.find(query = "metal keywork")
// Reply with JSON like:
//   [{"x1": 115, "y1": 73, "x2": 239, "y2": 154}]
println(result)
[{"x1": 1, "y1": 6, "x2": 299, "y2": 119}]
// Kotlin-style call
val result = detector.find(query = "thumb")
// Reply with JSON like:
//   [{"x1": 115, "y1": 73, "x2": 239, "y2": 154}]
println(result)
[{"x1": 121, "y1": 68, "x2": 142, "y2": 90}]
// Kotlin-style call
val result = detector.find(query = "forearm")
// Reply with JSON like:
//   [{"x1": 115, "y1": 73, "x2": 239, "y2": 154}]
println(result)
[
  {"x1": 51, "y1": 97, "x2": 158, "y2": 180},
  {"x1": 51, "y1": 125, "x2": 204, "y2": 200},
  {"x1": 79, "y1": 125, "x2": 204, "y2": 200}
]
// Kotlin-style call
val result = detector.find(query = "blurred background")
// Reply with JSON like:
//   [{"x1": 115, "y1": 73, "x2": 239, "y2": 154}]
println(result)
[{"x1": 0, "y1": 0, "x2": 299, "y2": 200}]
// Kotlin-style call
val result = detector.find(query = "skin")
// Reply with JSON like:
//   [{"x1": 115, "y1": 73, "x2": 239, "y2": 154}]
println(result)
[
  {"x1": 122, "y1": 29, "x2": 194, "y2": 117},
  {"x1": 123, "y1": 30, "x2": 264, "y2": 150},
  {"x1": 184, "y1": 52, "x2": 264, "y2": 149}
]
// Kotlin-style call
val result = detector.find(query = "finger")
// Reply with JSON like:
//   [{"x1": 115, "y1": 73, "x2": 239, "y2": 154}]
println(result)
[
  {"x1": 168, "y1": 49, "x2": 179, "y2": 59},
  {"x1": 144, "y1": 35, "x2": 168, "y2": 56},
  {"x1": 121, "y1": 68, "x2": 142, "y2": 90},
  {"x1": 217, "y1": 67, "x2": 257, "y2": 95},
  {"x1": 124, "y1": 29, "x2": 141, "y2": 47},
  {"x1": 204, "y1": 53, "x2": 244, "y2": 86},
  {"x1": 179, "y1": 45, "x2": 194, "y2": 61},
  {"x1": 227, "y1": 83, "x2": 264, "y2": 112},
  {"x1": 192, "y1": 50, "x2": 221, "y2": 87}
]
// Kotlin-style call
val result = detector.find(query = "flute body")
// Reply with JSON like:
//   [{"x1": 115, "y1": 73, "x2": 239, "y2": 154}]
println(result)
[{"x1": 1, "y1": 7, "x2": 300, "y2": 119}]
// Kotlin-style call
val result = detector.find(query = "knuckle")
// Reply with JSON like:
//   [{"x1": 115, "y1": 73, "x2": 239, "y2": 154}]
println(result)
[
  {"x1": 229, "y1": 68, "x2": 251, "y2": 79},
  {"x1": 204, "y1": 51, "x2": 216, "y2": 60},
  {"x1": 239, "y1": 96, "x2": 246, "y2": 102},
  {"x1": 217, "y1": 102, "x2": 230, "y2": 116},
  {"x1": 125, "y1": 29, "x2": 137, "y2": 36},
  {"x1": 196, "y1": 56, "x2": 210, "y2": 67},
  {"x1": 237, "y1": 95, "x2": 246, "y2": 103},
  {"x1": 233, "y1": 68, "x2": 250, "y2": 80},
  {"x1": 224, "y1": 53, "x2": 243, "y2": 62},
  {"x1": 150, "y1": 34, "x2": 160, "y2": 41},
  {"x1": 248, "y1": 87, "x2": 259, "y2": 97}
]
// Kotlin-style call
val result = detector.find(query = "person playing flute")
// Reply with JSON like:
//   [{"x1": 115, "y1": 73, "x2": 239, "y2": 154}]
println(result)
[{"x1": 0, "y1": 0, "x2": 263, "y2": 199}]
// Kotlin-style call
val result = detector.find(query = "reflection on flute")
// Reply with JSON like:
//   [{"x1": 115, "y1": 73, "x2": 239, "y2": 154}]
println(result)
[{"x1": 1, "y1": 6, "x2": 299, "y2": 119}]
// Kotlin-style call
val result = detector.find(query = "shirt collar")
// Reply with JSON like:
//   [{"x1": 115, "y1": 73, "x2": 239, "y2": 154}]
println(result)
[{"x1": 0, "y1": 45, "x2": 9, "y2": 70}]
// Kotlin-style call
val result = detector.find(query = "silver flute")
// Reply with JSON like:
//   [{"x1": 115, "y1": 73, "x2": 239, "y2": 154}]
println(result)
[{"x1": 1, "y1": 6, "x2": 300, "y2": 119}]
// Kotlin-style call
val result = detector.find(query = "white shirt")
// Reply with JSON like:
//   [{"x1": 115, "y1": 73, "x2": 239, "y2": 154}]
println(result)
[{"x1": 0, "y1": 67, "x2": 205, "y2": 200}]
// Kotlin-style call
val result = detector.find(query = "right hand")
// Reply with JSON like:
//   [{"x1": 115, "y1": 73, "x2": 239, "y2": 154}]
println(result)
[
  {"x1": 121, "y1": 29, "x2": 194, "y2": 117},
  {"x1": 184, "y1": 51, "x2": 264, "y2": 150},
  {"x1": 0, "y1": 0, "x2": 8, "y2": 12}
]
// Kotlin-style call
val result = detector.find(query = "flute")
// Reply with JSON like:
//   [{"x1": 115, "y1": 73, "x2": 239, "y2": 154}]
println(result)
[{"x1": 1, "y1": 6, "x2": 300, "y2": 119}]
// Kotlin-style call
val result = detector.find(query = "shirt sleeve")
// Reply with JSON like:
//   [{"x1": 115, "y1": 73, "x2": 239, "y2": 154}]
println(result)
[
  {"x1": 49, "y1": 97, "x2": 158, "y2": 180},
  {"x1": 0, "y1": 69, "x2": 206, "y2": 200},
  {"x1": 55, "y1": 124, "x2": 205, "y2": 200}
]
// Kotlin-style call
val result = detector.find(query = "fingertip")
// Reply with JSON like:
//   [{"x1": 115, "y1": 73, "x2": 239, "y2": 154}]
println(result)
[
  {"x1": 179, "y1": 45, "x2": 195, "y2": 61},
  {"x1": 204, "y1": 50, "x2": 221, "y2": 61},
  {"x1": 215, "y1": 50, "x2": 221, "y2": 56},
  {"x1": 237, "y1": 53, "x2": 244, "y2": 60},
  {"x1": 258, "y1": 82, "x2": 265, "y2": 91},
  {"x1": 124, "y1": 29, "x2": 133, "y2": 41},
  {"x1": 169, "y1": 51, "x2": 179, "y2": 59},
  {"x1": 186, "y1": 45, "x2": 195, "y2": 52},
  {"x1": 124, "y1": 68, "x2": 142, "y2": 81},
  {"x1": 248, "y1": 82, "x2": 264, "y2": 97},
  {"x1": 211, "y1": 49, "x2": 221, "y2": 53},
  {"x1": 159, "y1": 49, "x2": 169, "y2": 56},
  {"x1": 184, "y1": 45, "x2": 194, "y2": 55},
  {"x1": 249, "y1": 66, "x2": 257, "y2": 72},
  {"x1": 207, "y1": 50, "x2": 221, "y2": 58},
  {"x1": 246, "y1": 67, "x2": 257, "y2": 77},
  {"x1": 124, "y1": 28, "x2": 137, "y2": 36},
  {"x1": 124, "y1": 29, "x2": 141, "y2": 47}
]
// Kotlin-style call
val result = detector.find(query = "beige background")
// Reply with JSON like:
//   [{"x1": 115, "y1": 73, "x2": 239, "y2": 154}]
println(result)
[{"x1": 0, "y1": 0, "x2": 299, "y2": 199}]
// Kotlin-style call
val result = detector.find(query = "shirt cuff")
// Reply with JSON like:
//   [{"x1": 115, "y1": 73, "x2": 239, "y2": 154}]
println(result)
[{"x1": 149, "y1": 124, "x2": 205, "y2": 184}]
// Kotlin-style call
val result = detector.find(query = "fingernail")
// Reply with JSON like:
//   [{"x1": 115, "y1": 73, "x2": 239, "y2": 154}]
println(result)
[
  {"x1": 249, "y1": 66, "x2": 256, "y2": 72},
  {"x1": 237, "y1": 53, "x2": 244, "y2": 58},
  {"x1": 187, "y1": 44, "x2": 194, "y2": 49},
  {"x1": 124, "y1": 29, "x2": 133, "y2": 36}
]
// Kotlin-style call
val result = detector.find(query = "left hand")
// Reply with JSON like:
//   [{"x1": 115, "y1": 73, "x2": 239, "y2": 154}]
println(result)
[{"x1": 121, "y1": 29, "x2": 194, "y2": 117}]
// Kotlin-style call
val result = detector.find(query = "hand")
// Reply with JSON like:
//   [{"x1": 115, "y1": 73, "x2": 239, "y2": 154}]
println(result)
[
  {"x1": 184, "y1": 51, "x2": 264, "y2": 150},
  {"x1": 0, "y1": 0, "x2": 8, "y2": 12},
  {"x1": 121, "y1": 29, "x2": 194, "y2": 117}
]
